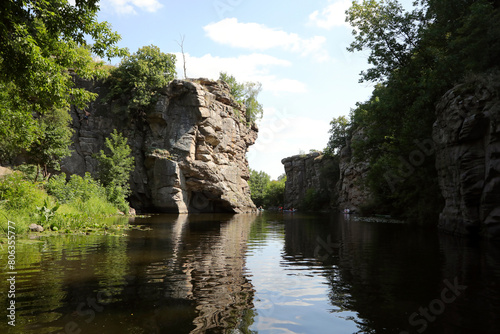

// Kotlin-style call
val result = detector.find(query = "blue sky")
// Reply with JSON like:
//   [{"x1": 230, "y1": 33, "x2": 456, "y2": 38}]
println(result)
[{"x1": 96, "y1": 0, "x2": 414, "y2": 179}]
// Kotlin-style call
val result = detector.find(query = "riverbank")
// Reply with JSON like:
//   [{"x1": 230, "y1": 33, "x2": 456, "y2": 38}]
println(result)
[{"x1": 0, "y1": 168, "x2": 137, "y2": 236}]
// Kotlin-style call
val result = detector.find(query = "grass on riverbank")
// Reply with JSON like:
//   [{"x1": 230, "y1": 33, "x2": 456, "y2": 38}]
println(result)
[{"x1": 0, "y1": 170, "x2": 132, "y2": 235}]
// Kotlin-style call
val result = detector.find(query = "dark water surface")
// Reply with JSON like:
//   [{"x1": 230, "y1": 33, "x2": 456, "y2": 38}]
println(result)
[{"x1": 1, "y1": 213, "x2": 499, "y2": 333}]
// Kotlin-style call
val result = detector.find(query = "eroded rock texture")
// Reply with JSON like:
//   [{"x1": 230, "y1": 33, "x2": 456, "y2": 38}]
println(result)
[
  {"x1": 282, "y1": 152, "x2": 337, "y2": 209},
  {"x1": 282, "y1": 128, "x2": 371, "y2": 212},
  {"x1": 62, "y1": 78, "x2": 257, "y2": 213},
  {"x1": 337, "y1": 129, "x2": 372, "y2": 212},
  {"x1": 433, "y1": 74, "x2": 500, "y2": 238}
]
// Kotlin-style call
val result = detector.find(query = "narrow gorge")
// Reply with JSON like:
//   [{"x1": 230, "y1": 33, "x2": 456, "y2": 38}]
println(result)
[{"x1": 282, "y1": 73, "x2": 500, "y2": 239}]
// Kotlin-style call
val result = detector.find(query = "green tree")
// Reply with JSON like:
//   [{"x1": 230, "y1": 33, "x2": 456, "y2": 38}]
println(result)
[
  {"x1": 326, "y1": 116, "x2": 351, "y2": 154},
  {"x1": 0, "y1": 0, "x2": 126, "y2": 163},
  {"x1": 248, "y1": 169, "x2": 271, "y2": 207},
  {"x1": 346, "y1": 0, "x2": 424, "y2": 83},
  {"x1": 344, "y1": 0, "x2": 500, "y2": 223},
  {"x1": 96, "y1": 130, "x2": 135, "y2": 212},
  {"x1": 30, "y1": 107, "x2": 74, "y2": 181},
  {"x1": 0, "y1": 83, "x2": 38, "y2": 162},
  {"x1": 263, "y1": 177, "x2": 286, "y2": 207},
  {"x1": 218, "y1": 72, "x2": 264, "y2": 124},
  {"x1": 107, "y1": 45, "x2": 176, "y2": 114}
]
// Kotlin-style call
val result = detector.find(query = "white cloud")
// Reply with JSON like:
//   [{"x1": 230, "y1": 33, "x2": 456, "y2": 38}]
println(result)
[
  {"x1": 247, "y1": 114, "x2": 331, "y2": 178},
  {"x1": 309, "y1": 0, "x2": 351, "y2": 29},
  {"x1": 203, "y1": 18, "x2": 329, "y2": 62},
  {"x1": 174, "y1": 52, "x2": 307, "y2": 94},
  {"x1": 102, "y1": 0, "x2": 163, "y2": 15}
]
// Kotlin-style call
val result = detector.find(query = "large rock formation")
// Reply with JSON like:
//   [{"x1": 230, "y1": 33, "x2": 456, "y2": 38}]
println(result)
[
  {"x1": 62, "y1": 78, "x2": 257, "y2": 213},
  {"x1": 281, "y1": 152, "x2": 337, "y2": 209},
  {"x1": 433, "y1": 73, "x2": 500, "y2": 238},
  {"x1": 337, "y1": 128, "x2": 372, "y2": 212},
  {"x1": 281, "y1": 129, "x2": 372, "y2": 211}
]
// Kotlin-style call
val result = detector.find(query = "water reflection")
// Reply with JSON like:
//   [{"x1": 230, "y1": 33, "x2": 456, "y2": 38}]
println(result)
[
  {"x1": 1, "y1": 213, "x2": 499, "y2": 334},
  {"x1": 0, "y1": 214, "x2": 257, "y2": 334},
  {"x1": 246, "y1": 212, "x2": 500, "y2": 334}
]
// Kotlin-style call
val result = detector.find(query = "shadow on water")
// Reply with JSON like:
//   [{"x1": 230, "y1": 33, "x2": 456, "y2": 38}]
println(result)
[
  {"x1": 255, "y1": 212, "x2": 500, "y2": 334},
  {"x1": 1, "y1": 212, "x2": 499, "y2": 333}
]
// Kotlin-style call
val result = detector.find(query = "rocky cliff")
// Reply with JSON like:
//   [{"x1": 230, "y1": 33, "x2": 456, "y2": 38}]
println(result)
[
  {"x1": 433, "y1": 73, "x2": 500, "y2": 238},
  {"x1": 281, "y1": 138, "x2": 371, "y2": 212},
  {"x1": 337, "y1": 128, "x2": 372, "y2": 212},
  {"x1": 62, "y1": 78, "x2": 257, "y2": 213},
  {"x1": 281, "y1": 152, "x2": 337, "y2": 209}
]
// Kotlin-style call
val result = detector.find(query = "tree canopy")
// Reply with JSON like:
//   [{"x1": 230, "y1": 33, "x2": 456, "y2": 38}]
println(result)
[
  {"x1": 219, "y1": 72, "x2": 264, "y2": 124},
  {"x1": 106, "y1": 45, "x2": 177, "y2": 114},
  {"x1": 0, "y1": 0, "x2": 126, "y2": 164},
  {"x1": 329, "y1": 0, "x2": 500, "y2": 223}
]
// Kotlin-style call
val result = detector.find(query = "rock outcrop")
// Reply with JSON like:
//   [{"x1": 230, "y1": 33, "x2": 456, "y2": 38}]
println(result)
[
  {"x1": 62, "y1": 78, "x2": 257, "y2": 213},
  {"x1": 281, "y1": 129, "x2": 372, "y2": 212},
  {"x1": 281, "y1": 152, "x2": 337, "y2": 209},
  {"x1": 433, "y1": 73, "x2": 500, "y2": 238},
  {"x1": 337, "y1": 128, "x2": 372, "y2": 212}
]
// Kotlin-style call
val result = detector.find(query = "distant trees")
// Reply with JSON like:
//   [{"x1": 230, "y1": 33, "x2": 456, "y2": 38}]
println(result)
[
  {"x1": 107, "y1": 45, "x2": 176, "y2": 115},
  {"x1": 219, "y1": 72, "x2": 264, "y2": 125},
  {"x1": 248, "y1": 169, "x2": 286, "y2": 207}
]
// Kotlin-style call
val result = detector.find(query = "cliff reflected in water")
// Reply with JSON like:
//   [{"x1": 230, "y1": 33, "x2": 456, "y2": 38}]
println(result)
[
  {"x1": 2, "y1": 213, "x2": 499, "y2": 333},
  {"x1": 279, "y1": 213, "x2": 500, "y2": 334},
  {"x1": 0, "y1": 214, "x2": 257, "y2": 334}
]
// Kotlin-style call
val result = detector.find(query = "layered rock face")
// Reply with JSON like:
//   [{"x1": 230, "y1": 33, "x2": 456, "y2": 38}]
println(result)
[
  {"x1": 62, "y1": 78, "x2": 257, "y2": 213},
  {"x1": 282, "y1": 129, "x2": 371, "y2": 211},
  {"x1": 281, "y1": 152, "x2": 336, "y2": 209},
  {"x1": 433, "y1": 74, "x2": 500, "y2": 238},
  {"x1": 337, "y1": 129, "x2": 372, "y2": 212}
]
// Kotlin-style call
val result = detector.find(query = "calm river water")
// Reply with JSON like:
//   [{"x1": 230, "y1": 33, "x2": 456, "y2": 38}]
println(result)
[{"x1": 1, "y1": 213, "x2": 499, "y2": 333}]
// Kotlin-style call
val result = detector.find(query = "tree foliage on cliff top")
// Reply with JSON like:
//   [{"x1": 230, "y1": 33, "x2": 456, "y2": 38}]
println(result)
[
  {"x1": 330, "y1": 0, "x2": 500, "y2": 222},
  {"x1": 219, "y1": 72, "x2": 264, "y2": 125},
  {"x1": 106, "y1": 45, "x2": 177, "y2": 115},
  {"x1": 0, "y1": 0, "x2": 126, "y2": 163}
]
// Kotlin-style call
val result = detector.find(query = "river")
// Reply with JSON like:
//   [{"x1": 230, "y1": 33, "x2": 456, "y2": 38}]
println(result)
[{"x1": 1, "y1": 212, "x2": 499, "y2": 333}]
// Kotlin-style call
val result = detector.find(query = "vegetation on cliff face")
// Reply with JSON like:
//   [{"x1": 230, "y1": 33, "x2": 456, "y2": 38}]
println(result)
[
  {"x1": 219, "y1": 72, "x2": 264, "y2": 125},
  {"x1": 326, "y1": 0, "x2": 500, "y2": 223},
  {"x1": 95, "y1": 130, "x2": 135, "y2": 213}
]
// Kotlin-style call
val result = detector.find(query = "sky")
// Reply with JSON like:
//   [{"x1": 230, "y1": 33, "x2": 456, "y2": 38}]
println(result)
[{"x1": 95, "y1": 0, "x2": 415, "y2": 179}]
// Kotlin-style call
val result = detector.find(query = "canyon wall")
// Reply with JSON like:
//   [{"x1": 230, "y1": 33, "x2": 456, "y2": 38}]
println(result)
[
  {"x1": 433, "y1": 73, "x2": 500, "y2": 238},
  {"x1": 282, "y1": 129, "x2": 371, "y2": 212},
  {"x1": 336, "y1": 128, "x2": 372, "y2": 212},
  {"x1": 62, "y1": 77, "x2": 257, "y2": 213},
  {"x1": 281, "y1": 152, "x2": 337, "y2": 209}
]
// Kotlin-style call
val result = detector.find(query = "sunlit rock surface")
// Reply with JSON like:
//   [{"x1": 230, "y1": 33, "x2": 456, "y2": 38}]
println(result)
[{"x1": 62, "y1": 78, "x2": 257, "y2": 213}]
